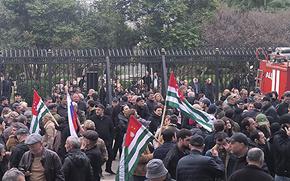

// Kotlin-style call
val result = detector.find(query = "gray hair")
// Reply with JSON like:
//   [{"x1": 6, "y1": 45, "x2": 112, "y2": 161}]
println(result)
[
  {"x1": 2, "y1": 168, "x2": 24, "y2": 181},
  {"x1": 67, "y1": 136, "x2": 80, "y2": 149},
  {"x1": 247, "y1": 148, "x2": 264, "y2": 163}
]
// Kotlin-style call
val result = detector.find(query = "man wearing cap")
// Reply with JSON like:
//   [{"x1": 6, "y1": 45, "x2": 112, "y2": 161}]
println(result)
[
  {"x1": 19, "y1": 133, "x2": 64, "y2": 181},
  {"x1": 261, "y1": 96, "x2": 278, "y2": 122},
  {"x1": 90, "y1": 104, "x2": 115, "y2": 174},
  {"x1": 228, "y1": 148, "x2": 273, "y2": 181},
  {"x1": 82, "y1": 130, "x2": 102, "y2": 181},
  {"x1": 176, "y1": 134, "x2": 224, "y2": 181},
  {"x1": 226, "y1": 133, "x2": 250, "y2": 179},
  {"x1": 272, "y1": 113, "x2": 290, "y2": 180},
  {"x1": 9, "y1": 128, "x2": 29, "y2": 168},
  {"x1": 146, "y1": 159, "x2": 173, "y2": 181}
]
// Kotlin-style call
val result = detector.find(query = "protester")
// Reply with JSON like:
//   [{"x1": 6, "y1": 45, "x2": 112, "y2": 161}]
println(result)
[
  {"x1": 19, "y1": 133, "x2": 64, "y2": 181},
  {"x1": 2, "y1": 168, "x2": 25, "y2": 181},
  {"x1": 146, "y1": 159, "x2": 174, "y2": 181},
  {"x1": 176, "y1": 134, "x2": 224, "y2": 180},
  {"x1": 163, "y1": 129, "x2": 192, "y2": 179},
  {"x1": 61, "y1": 136, "x2": 94, "y2": 181},
  {"x1": 228, "y1": 148, "x2": 273, "y2": 181}
]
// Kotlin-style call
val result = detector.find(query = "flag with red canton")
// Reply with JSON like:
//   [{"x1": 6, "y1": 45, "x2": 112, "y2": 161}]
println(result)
[
  {"x1": 116, "y1": 115, "x2": 154, "y2": 181},
  {"x1": 30, "y1": 90, "x2": 49, "y2": 133}
]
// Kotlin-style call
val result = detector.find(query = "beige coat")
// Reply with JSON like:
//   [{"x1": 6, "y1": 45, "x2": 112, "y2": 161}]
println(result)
[{"x1": 42, "y1": 120, "x2": 56, "y2": 150}]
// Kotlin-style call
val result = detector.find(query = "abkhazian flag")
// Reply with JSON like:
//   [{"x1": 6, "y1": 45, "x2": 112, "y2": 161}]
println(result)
[
  {"x1": 116, "y1": 115, "x2": 155, "y2": 181},
  {"x1": 166, "y1": 72, "x2": 213, "y2": 132},
  {"x1": 67, "y1": 93, "x2": 79, "y2": 137},
  {"x1": 30, "y1": 90, "x2": 49, "y2": 134}
]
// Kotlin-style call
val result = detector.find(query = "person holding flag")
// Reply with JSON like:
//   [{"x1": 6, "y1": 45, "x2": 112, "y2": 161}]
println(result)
[{"x1": 116, "y1": 115, "x2": 155, "y2": 181}]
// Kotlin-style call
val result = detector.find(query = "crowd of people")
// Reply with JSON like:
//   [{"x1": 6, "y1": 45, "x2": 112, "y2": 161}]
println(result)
[{"x1": 0, "y1": 76, "x2": 289, "y2": 181}]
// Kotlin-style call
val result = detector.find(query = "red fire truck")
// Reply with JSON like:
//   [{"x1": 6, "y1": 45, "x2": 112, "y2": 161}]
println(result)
[{"x1": 256, "y1": 47, "x2": 290, "y2": 97}]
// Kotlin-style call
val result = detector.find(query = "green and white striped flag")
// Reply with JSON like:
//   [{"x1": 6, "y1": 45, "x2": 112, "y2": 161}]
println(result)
[
  {"x1": 166, "y1": 72, "x2": 213, "y2": 132},
  {"x1": 30, "y1": 90, "x2": 49, "y2": 134},
  {"x1": 116, "y1": 115, "x2": 154, "y2": 181}
]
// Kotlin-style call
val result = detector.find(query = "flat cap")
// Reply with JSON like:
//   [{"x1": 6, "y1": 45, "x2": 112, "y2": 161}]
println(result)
[
  {"x1": 25, "y1": 133, "x2": 42, "y2": 145},
  {"x1": 190, "y1": 134, "x2": 204, "y2": 147},
  {"x1": 230, "y1": 133, "x2": 248, "y2": 146},
  {"x1": 95, "y1": 104, "x2": 105, "y2": 110},
  {"x1": 15, "y1": 128, "x2": 29, "y2": 135},
  {"x1": 82, "y1": 130, "x2": 99, "y2": 141}
]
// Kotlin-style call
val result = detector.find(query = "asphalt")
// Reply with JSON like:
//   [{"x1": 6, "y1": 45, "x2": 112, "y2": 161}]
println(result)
[{"x1": 101, "y1": 159, "x2": 119, "y2": 181}]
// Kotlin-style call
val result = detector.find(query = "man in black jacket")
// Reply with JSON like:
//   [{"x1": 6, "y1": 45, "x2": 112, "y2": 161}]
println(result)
[
  {"x1": 163, "y1": 129, "x2": 192, "y2": 179},
  {"x1": 19, "y1": 133, "x2": 64, "y2": 181},
  {"x1": 9, "y1": 128, "x2": 29, "y2": 168},
  {"x1": 135, "y1": 97, "x2": 150, "y2": 120},
  {"x1": 228, "y1": 148, "x2": 273, "y2": 181},
  {"x1": 90, "y1": 104, "x2": 115, "y2": 174},
  {"x1": 277, "y1": 91, "x2": 290, "y2": 116},
  {"x1": 62, "y1": 136, "x2": 94, "y2": 181},
  {"x1": 82, "y1": 130, "x2": 102, "y2": 181},
  {"x1": 176, "y1": 134, "x2": 224, "y2": 181},
  {"x1": 153, "y1": 129, "x2": 176, "y2": 160},
  {"x1": 272, "y1": 114, "x2": 290, "y2": 180}
]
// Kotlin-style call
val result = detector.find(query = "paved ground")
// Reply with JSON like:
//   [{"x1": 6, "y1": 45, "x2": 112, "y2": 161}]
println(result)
[{"x1": 101, "y1": 159, "x2": 119, "y2": 181}]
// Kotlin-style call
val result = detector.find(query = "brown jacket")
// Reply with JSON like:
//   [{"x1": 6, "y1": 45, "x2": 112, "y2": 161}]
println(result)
[
  {"x1": 42, "y1": 120, "x2": 56, "y2": 150},
  {"x1": 134, "y1": 148, "x2": 153, "y2": 176}
]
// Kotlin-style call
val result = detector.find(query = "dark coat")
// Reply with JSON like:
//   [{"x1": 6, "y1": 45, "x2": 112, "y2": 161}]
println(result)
[
  {"x1": 262, "y1": 103, "x2": 279, "y2": 123},
  {"x1": 228, "y1": 165, "x2": 273, "y2": 181},
  {"x1": 61, "y1": 149, "x2": 94, "y2": 181},
  {"x1": 135, "y1": 105, "x2": 150, "y2": 120},
  {"x1": 272, "y1": 130, "x2": 290, "y2": 177},
  {"x1": 153, "y1": 141, "x2": 176, "y2": 160},
  {"x1": 226, "y1": 153, "x2": 248, "y2": 179},
  {"x1": 148, "y1": 113, "x2": 162, "y2": 134},
  {"x1": 176, "y1": 150, "x2": 224, "y2": 181},
  {"x1": 84, "y1": 146, "x2": 102, "y2": 181},
  {"x1": 90, "y1": 114, "x2": 114, "y2": 143},
  {"x1": 163, "y1": 145, "x2": 189, "y2": 179},
  {"x1": 57, "y1": 104, "x2": 67, "y2": 118},
  {"x1": 19, "y1": 148, "x2": 64, "y2": 181},
  {"x1": 276, "y1": 102, "x2": 289, "y2": 116},
  {"x1": 9, "y1": 142, "x2": 29, "y2": 168},
  {"x1": 146, "y1": 100, "x2": 157, "y2": 115}
]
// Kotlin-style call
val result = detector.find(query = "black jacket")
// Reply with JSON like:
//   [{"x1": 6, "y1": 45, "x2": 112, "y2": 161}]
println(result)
[
  {"x1": 84, "y1": 146, "x2": 102, "y2": 181},
  {"x1": 226, "y1": 153, "x2": 248, "y2": 179},
  {"x1": 90, "y1": 114, "x2": 114, "y2": 143},
  {"x1": 117, "y1": 113, "x2": 129, "y2": 134},
  {"x1": 228, "y1": 165, "x2": 273, "y2": 181},
  {"x1": 163, "y1": 145, "x2": 189, "y2": 179},
  {"x1": 276, "y1": 102, "x2": 289, "y2": 116},
  {"x1": 272, "y1": 130, "x2": 290, "y2": 177},
  {"x1": 61, "y1": 149, "x2": 94, "y2": 181},
  {"x1": 176, "y1": 150, "x2": 224, "y2": 181},
  {"x1": 135, "y1": 105, "x2": 150, "y2": 120},
  {"x1": 57, "y1": 104, "x2": 67, "y2": 118},
  {"x1": 148, "y1": 113, "x2": 162, "y2": 134},
  {"x1": 19, "y1": 148, "x2": 64, "y2": 181},
  {"x1": 9, "y1": 142, "x2": 29, "y2": 168},
  {"x1": 146, "y1": 100, "x2": 157, "y2": 115},
  {"x1": 262, "y1": 103, "x2": 279, "y2": 123},
  {"x1": 153, "y1": 141, "x2": 176, "y2": 160}
]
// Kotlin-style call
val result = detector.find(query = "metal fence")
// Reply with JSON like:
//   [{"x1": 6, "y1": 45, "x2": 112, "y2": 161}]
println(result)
[{"x1": 0, "y1": 47, "x2": 258, "y2": 104}]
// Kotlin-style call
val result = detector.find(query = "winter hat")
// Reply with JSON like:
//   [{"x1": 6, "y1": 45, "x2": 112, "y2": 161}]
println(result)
[
  {"x1": 255, "y1": 114, "x2": 269, "y2": 126},
  {"x1": 146, "y1": 159, "x2": 168, "y2": 179}
]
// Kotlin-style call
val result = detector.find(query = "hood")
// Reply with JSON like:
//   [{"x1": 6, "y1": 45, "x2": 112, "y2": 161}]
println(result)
[
  {"x1": 118, "y1": 113, "x2": 128, "y2": 123},
  {"x1": 67, "y1": 149, "x2": 88, "y2": 167}
]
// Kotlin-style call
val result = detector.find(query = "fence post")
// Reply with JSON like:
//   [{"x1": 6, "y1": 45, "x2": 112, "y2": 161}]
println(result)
[
  {"x1": 47, "y1": 49, "x2": 52, "y2": 96},
  {"x1": 106, "y1": 55, "x2": 113, "y2": 106},
  {"x1": 215, "y1": 48, "x2": 220, "y2": 101},
  {"x1": 161, "y1": 48, "x2": 168, "y2": 96}
]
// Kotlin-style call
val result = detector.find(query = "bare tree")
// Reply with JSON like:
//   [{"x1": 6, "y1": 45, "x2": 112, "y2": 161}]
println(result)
[{"x1": 201, "y1": 5, "x2": 290, "y2": 47}]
